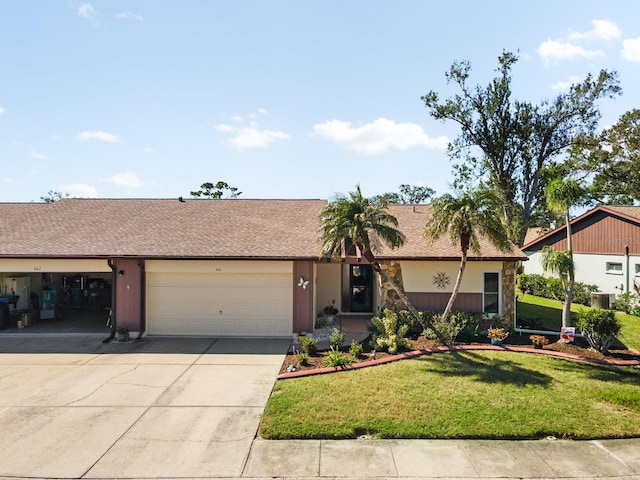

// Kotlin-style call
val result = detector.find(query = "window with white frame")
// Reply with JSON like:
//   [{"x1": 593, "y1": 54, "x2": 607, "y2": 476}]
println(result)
[
  {"x1": 483, "y1": 272, "x2": 500, "y2": 314},
  {"x1": 606, "y1": 262, "x2": 623, "y2": 274}
]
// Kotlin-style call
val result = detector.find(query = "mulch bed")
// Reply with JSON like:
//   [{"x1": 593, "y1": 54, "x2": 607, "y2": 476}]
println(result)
[{"x1": 279, "y1": 334, "x2": 639, "y2": 375}]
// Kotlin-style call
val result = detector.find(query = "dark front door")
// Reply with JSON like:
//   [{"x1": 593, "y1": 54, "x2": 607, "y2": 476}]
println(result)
[{"x1": 349, "y1": 264, "x2": 373, "y2": 312}]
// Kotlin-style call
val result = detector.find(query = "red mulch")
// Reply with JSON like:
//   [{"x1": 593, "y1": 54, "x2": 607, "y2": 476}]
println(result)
[{"x1": 279, "y1": 334, "x2": 639, "y2": 375}]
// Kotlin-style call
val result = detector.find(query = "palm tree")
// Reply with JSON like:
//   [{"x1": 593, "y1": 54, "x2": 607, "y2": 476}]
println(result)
[
  {"x1": 424, "y1": 188, "x2": 511, "y2": 320},
  {"x1": 544, "y1": 178, "x2": 584, "y2": 328},
  {"x1": 319, "y1": 185, "x2": 421, "y2": 323}
]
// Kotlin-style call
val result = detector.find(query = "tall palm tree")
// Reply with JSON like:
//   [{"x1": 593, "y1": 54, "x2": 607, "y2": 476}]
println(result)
[
  {"x1": 319, "y1": 185, "x2": 421, "y2": 323},
  {"x1": 424, "y1": 188, "x2": 511, "y2": 320},
  {"x1": 544, "y1": 178, "x2": 584, "y2": 328}
]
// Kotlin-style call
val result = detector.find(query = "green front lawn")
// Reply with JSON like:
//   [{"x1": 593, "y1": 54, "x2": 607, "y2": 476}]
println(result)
[
  {"x1": 517, "y1": 294, "x2": 640, "y2": 351},
  {"x1": 260, "y1": 350, "x2": 640, "y2": 440}
]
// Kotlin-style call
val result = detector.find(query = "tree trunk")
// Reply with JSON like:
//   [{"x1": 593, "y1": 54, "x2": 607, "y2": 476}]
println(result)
[
  {"x1": 442, "y1": 252, "x2": 467, "y2": 321},
  {"x1": 563, "y1": 208, "x2": 574, "y2": 329}
]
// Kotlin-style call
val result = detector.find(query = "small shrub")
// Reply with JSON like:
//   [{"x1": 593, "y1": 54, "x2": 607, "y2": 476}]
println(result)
[
  {"x1": 544, "y1": 277, "x2": 565, "y2": 301},
  {"x1": 631, "y1": 305, "x2": 640, "y2": 317},
  {"x1": 424, "y1": 312, "x2": 468, "y2": 346},
  {"x1": 323, "y1": 346, "x2": 352, "y2": 367},
  {"x1": 348, "y1": 339, "x2": 364, "y2": 358},
  {"x1": 613, "y1": 292, "x2": 639, "y2": 314},
  {"x1": 517, "y1": 273, "x2": 547, "y2": 297},
  {"x1": 576, "y1": 308, "x2": 621, "y2": 354},
  {"x1": 459, "y1": 313, "x2": 482, "y2": 341},
  {"x1": 329, "y1": 328, "x2": 345, "y2": 350},
  {"x1": 300, "y1": 336, "x2": 318, "y2": 356},
  {"x1": 487, "y1": 327, "x2": 509, "y2": 341},
  {"x1": 397, "y1": 309, "x2": 426, "y2": 336},
  {"x1": 370, "y1": 309, "x2": 412, "y2": 354},
  {"x1": 572, "y1": 282, "x2": 599, "y2": 306},
  {"x1": 295, "y1": 351, "x2": 309, "y2": 366}
]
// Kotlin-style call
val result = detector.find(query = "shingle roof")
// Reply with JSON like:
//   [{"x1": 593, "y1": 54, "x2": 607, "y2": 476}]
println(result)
[
  {"x1": 377, "y1": 205, "x2": 526, "y2": 260},
  {"x1": 0, "y1": 199, "x2": 526, "y2": 261}
]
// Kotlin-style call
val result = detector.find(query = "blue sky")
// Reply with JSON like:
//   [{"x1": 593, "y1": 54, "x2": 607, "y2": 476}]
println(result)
[{"x1": 1, "y1": 1, "x2": 640, "y2": 202}]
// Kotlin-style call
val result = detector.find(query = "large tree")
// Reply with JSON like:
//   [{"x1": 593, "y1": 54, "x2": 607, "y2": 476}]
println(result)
[
  {"x1": 424, "y1": 188, "x2": 511, "y2": 321},
  {"x1": 319, "y1": 185, "x2": 422, "y2": 323},
  {"x1": 571, "y1": 108, "x2": 640, "y2": 203},
  {"x1": 422, "y1": 51, "x2": 620, "y2": 246}
]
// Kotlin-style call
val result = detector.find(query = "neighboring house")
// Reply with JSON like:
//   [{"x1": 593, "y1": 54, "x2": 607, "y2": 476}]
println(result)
[
  {"x1": 522, "y1": 205, "x2": 640, "y2": 296},
  {"x1": 0, "y1": 199, "x2": 526, "y2": 337}
]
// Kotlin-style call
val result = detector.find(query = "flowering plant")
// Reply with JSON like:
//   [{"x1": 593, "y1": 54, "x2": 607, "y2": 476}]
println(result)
[
  {"x1": 529, "y1": 334, "x2": 549, "y2": 347},
  {"x1": 487, "y1": 327, "x2": 509, "y2": 341}
]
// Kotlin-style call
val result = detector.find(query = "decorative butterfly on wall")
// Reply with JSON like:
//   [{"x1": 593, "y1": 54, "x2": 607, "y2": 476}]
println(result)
[{"x1": 298, "y1": 276, "x2": 310, "y2": 290}]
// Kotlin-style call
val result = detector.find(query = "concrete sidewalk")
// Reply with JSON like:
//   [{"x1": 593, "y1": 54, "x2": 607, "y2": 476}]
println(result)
[{"x1": 245, "y1": 437, "x2": 640, "y2": 479}]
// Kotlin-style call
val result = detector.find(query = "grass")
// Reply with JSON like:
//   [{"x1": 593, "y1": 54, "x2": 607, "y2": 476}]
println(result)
[
  {"x1": 260, "y1": 350, "x2": 640, "y2": 440},
  {"x1": 517, "y1": 294, "x2": 640, "y2": 351}
]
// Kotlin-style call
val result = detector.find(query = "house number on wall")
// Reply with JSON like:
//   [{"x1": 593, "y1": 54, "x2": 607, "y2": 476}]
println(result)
[{"x1": 432, "y1": 272, "x2": 450, "y2": 289}]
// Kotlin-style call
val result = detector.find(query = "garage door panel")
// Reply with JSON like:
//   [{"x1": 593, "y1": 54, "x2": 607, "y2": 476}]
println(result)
[{"x1": 147, "y1": 269, "x2": 292, "y2": 336}]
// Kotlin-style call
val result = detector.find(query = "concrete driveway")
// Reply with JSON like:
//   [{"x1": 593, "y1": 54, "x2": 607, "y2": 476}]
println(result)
[{"x1": 0, "y1": 335, "x2": 290, "y2": 479}]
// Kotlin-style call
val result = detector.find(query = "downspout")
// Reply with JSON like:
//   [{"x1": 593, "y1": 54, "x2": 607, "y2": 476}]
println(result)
[
  {"x1": 625, "y1": 245, "x2": 630, "y2": 293},
  {"x1": 136, "y1": 259, "x2": 146, "y2": 340},
  {"x1": 103, "y1": 258, "x2": 117, "y2": 343}
]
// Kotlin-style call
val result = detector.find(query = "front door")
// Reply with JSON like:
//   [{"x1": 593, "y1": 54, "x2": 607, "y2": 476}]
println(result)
[{"x1": 349, "y1": 264, "x2": 373, "y2": 312}]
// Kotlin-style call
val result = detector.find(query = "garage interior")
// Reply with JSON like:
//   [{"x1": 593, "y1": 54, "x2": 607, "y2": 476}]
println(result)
[{"x1": 0, "y1": 272, "x2": 113, "y2": 334}]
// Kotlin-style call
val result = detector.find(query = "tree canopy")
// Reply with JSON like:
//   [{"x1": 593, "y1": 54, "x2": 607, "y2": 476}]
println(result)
[
  {"x1": 374, "y1": 184, "x2": 435, "y2": 205},
  {"x1": 422, "y1": 51, "x2": 621, "y2": 246},
  {"x1": 190, "y1": 181, "x2": 241, "y2": 199}
]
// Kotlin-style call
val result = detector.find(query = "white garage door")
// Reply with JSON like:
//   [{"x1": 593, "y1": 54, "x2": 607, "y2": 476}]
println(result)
[{"x1": 146, "y1": 260, "x2": 293, "y2": 336}]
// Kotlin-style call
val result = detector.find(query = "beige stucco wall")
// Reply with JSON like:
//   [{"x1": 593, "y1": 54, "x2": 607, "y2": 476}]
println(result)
[
  {"x1": 315, "y1": 263, "x2": 342, "y2": 316},
  {"x1": 0, "y1": 258, "x2": 111, "y2": 273},
  {"x1": 401, "y1": 260, "x2": 505, "y2": 293},
  {"x1": 145, "y1": 259, "x2": 292, "y2": 274}
]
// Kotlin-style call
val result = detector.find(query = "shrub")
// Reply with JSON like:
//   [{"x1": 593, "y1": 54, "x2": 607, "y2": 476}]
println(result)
[
  {"x1": 329, "y1": 328, "x2": 345, "y2": 350},
  {"x1": 397, "y1": 309, "x2": 426, "y2": 336},
  {"x1": 517, "y1": 273, "x2": 547, "y2": 297},
  {"x1": 459, "y1": 313, "x2": 482, "y2": 341},
  {"x1": 424, "y1": 312, "x2": 468, "y2": 346},
  {"x1": 576, "y1": 309, "x2": 621, "y2": 354},
  {"x1": 300, "y1": 336, "x2": 318, "y2": 356},
  {"x1": 323, "y1": 346, "x2": 352, "y2": 367},
  {"x1": 348, "y1": 339, "x2": 364, "y2": 358},
  {"x1": 613, "y1": 292, "x2": 639, "y2": 314},
  {"x1": 370, "y1": 309, "x2": 412, "y2": 354},
  {"x1": 572, "y1": 282, "x2": 599, "y2": 306},
  {"x1": 544, "y1": 277, "x2": 565, "y2": 301},
  {"x1": 631, "y1": 305, "x2": 640, "y2": 317},
  {"x1": 295, "y1": 351, "x2": 309, "y2": 366}
]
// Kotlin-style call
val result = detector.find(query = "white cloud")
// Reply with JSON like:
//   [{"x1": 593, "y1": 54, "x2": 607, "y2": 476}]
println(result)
[
  {"x1": 258, "y1": 108, "x2": 268, "y2": 114},
  {"x1": 622, "y1": 36, "x2": 640, "y2": 62},
  {"x1": 215, "y1": 124, "x2": 290, "y2": 150},
  {"x1": 99, "y1": 172, "x2": 142, "y2": 188},
  {"x1": 30, "y1": 150, "x2": 46, "y2": 160},
  {"x1": 568, "y1": 20, "x2": 621, "y2": 41},
  {"x1": 58, "y1": 183, "x2": 98, "y2": 198},
  {"x1": 0, "y1": 105, "x2": 5, "y2": 115},
  {"x1": 551, "y1": 75, "x2": 584, "y2": 91},
  {"x1": 73, "y1": 1, "x2": 100, "y2": 26},
  {"x1": 311, "y1": 118, "x2": 449, "y2": 155},
  {"x1": 76, "y1": 130, "x2": 121, "y2": 143},
  {"x1": 230, "y1": 115, "x2": 243, "y2": 121},
  {"x1": 116, "y1": 11, "x2": 144, "y2": 22},
  {"x1": 537, "y1": 39, "x2": 603, "y2": 65},
  {"x1": 138, "y1": 146, "x2": 154, "y2": 154}
]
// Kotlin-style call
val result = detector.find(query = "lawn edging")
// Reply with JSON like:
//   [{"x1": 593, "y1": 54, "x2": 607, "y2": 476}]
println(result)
[{"x1": 277, "y1": 344, "x2": 640, "y2": 380}]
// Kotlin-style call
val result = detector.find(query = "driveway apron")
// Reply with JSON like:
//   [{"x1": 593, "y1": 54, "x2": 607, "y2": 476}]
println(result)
[{"x1": 0, "y1": 335, "x2": 290, "y2": 479}]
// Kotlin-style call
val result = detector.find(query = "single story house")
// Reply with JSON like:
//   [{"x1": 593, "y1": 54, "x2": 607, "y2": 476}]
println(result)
[
  {"x1": 522, "y1": 205, "x2": 640, "y2": 296},
  {"x1": 0, "y1": 198, "x2": 526, "y2": 337}
]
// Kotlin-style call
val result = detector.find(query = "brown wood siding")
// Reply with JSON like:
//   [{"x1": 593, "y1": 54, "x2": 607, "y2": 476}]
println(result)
[
  {"x1": 535, "y1": 211, "x2": 640, "y2": 255},
  {"x1": 114, "y1": 258, "x2": 143, "y2": 331},
  {"x1": 406, "y1": 292, "x2": 482, "y2": 312},
  {"x1": 293, "y1": 261, "x2": 314, "y2": 333}
]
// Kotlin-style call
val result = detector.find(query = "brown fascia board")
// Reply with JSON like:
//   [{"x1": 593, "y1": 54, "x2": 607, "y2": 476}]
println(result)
[{"x1": 522, "y1": 205, "x2": 640, "y2": 251}]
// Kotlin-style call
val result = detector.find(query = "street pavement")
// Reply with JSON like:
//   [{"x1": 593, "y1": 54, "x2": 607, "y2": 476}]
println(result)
[{"x1": 0, "y1": 334, "x2": 639, "y2": 479}]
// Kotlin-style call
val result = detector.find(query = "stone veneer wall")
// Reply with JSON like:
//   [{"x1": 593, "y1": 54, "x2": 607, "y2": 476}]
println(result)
[
  {"x1": 379, "y1": 260, "x2": 405, "y2": 311},
  {"x1": 502, "y1": 261, "x2": 517, "y2": 324}
]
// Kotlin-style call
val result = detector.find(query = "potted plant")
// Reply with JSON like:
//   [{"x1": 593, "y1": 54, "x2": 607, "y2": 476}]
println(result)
[
  {"x1": 317, "y1": 304, "x2": 339, "y2": 326},
  {"x1": 487, "y1": 327, "x2": 509, "y2": 345},
  {"x1": 529, "y1": 334, "x2": 549, "y2": 349},
  {"x1": 116, "y1": 326, "x2": 130, "y2": 342}
]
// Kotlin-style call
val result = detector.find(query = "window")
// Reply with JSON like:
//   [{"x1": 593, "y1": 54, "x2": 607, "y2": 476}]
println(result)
[
  {"x1": 483, "y1": 272, "x2": 500, "y2": 314},
  {"x1": 606, "y1": 262, "x2": 623, "y2": 275},
  {"x1": 635, "y1": 264, "x2": 640, "y2": 276}
]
